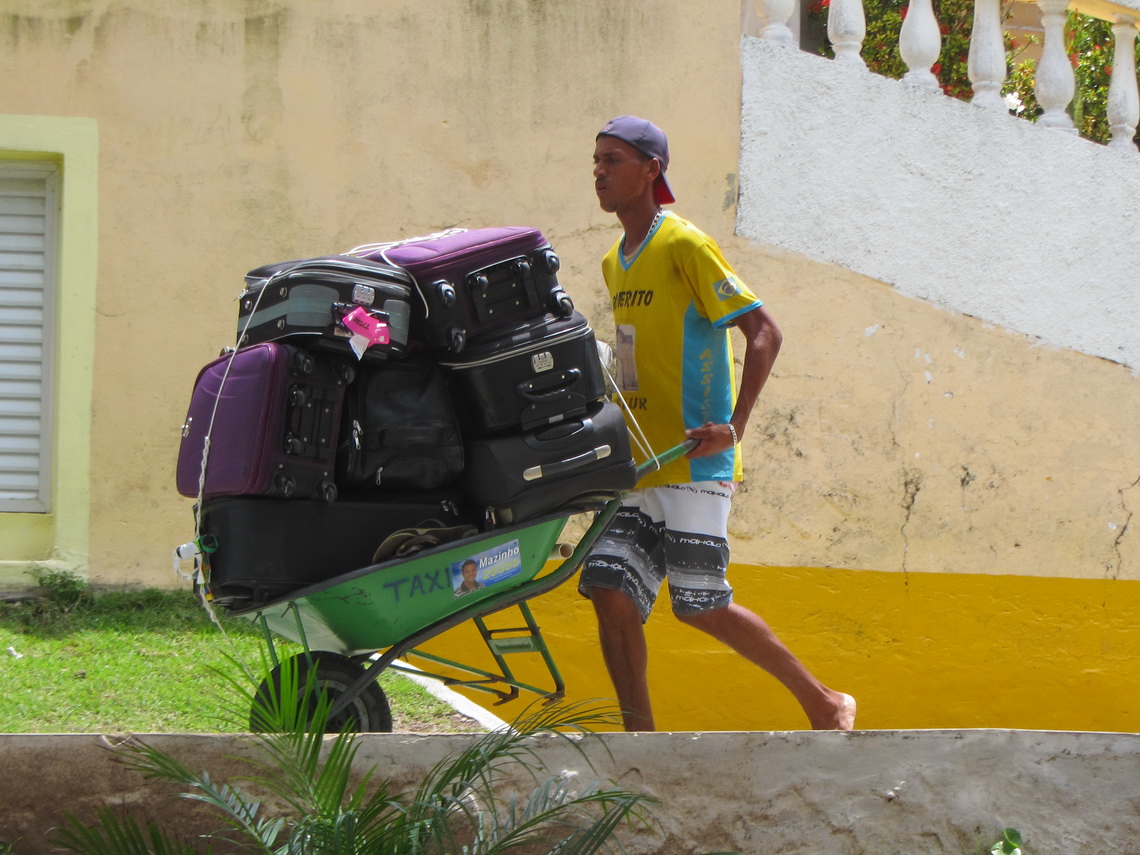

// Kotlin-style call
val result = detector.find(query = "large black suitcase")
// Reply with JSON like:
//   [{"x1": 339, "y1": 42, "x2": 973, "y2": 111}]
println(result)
[
  {"x1": 176, "y1": 343, "x2": 354, "y2": 503},
  {"x1": 463, "y1": 401, "x2": 637, "y2": 525},
  {"x1": 199, "y1": 494, "x2": 473, "y2": 609},
  {"x1": 238, "y1": 256, "x2": 415, "y2": 360},
  {"x1": 440, "y1": 311, "x2": 607, "y2": 435},
  {"x1": 336, "y1": 358, "x2": 465, "y2": 492},
  {"x1": 352, "y1": 227, "x2": 574, "y2": 353}
]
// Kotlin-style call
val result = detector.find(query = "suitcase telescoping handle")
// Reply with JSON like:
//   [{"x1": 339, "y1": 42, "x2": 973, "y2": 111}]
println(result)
[
  {"x1": 518, "y1": 368, "x2": 580, "y2": 402},
  {"x1": 522, "y1": 444, "x2": 611, "y2": 482}
]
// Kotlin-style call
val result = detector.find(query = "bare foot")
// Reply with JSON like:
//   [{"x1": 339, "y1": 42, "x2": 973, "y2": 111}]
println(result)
[{"x1": 812, "y1": 691, "x2": 857, "y2": 730}]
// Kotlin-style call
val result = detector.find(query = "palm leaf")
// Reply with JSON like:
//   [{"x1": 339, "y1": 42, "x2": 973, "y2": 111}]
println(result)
[{"x1": 53, "y1": 807, "x2": 199, "y2": 855}]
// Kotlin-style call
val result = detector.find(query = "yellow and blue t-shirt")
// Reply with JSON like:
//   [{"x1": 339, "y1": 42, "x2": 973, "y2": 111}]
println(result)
[{"x1": 602, "y1": 211, "x2": 762, "y2": 488}]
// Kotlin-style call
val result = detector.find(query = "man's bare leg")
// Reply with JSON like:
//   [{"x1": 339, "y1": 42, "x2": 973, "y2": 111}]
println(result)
[
  {"x1": 679, "y1": 602, "x2": 856, "y2": 730},
  {"x1": 589, "y1": 586, "x2": 655, "y2": 731}
]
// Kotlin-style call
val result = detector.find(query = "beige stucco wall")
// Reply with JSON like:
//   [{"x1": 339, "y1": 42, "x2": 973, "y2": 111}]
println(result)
[
  {"x1": 720, "y1": 238, "x2": 1140, "y2": 581},
  {"x1": 0, "y1": 0, "x2": 742, "y2": 587}
]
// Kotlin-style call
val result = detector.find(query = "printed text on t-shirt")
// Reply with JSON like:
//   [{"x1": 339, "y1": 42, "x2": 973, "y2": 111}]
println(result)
[{"x1": 612, "y1": 289, "x2": 654, "y2": 309}]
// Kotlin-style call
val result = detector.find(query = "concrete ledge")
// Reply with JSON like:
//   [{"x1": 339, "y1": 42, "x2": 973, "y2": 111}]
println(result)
[{"x1": 3, "y1": 730, "x2": 1138, "y2": 854}]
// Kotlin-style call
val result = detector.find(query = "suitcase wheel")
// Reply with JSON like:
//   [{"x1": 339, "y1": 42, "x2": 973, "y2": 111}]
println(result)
[
  {"x1": 550, "y1": 289, "x2": 574, "y2": 317},
  {"x1": 288, "y1": 386, "x2": 308, "y2": 408},
  {"x1": 292, "y1": 350, "x2": 316, "y2": 376},
  {"x1": 434, "y1": 280, "x2": 458, "y2": 309},
  {"x1": 275, "y1": 472, "x2": 297, "y2": 497},
  {"x1": 283, "y1": 435, "x2": 304, "y2": 456},
  {"x1": 541, "y1": 249, "x2": 560, "y2": 274},
  {"x1": 509, "y1": 259, "x2": 531, "y2": 279},
  {"x1": 447, "y1": 327, "x2": 466, "y2": 353},
  {"x1": 335, "y1": 361, "x2": 357, "y2": 385},
  {"x1": 316, "y1": 479, "x2": 338, "y2": 503}
]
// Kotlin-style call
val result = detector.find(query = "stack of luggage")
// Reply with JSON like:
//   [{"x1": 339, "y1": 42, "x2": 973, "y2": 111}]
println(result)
[{"x1": 176, "y1": 227, "x2": 637, "y2": 608}]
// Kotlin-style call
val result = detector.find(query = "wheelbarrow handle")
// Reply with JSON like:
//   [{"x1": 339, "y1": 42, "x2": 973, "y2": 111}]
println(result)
[{"x1": 634, "y1": 438, "x2": 701, "y2": 480}]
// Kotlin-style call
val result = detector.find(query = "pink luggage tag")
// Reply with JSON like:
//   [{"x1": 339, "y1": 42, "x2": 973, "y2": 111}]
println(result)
[{"x1": 341, "y1": 306, "x2": 390, "y2": 359}]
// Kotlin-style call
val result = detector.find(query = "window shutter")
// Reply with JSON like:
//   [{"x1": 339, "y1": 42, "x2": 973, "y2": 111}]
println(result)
[{"x1": 0, "y1": 165, "x2": 56, "y2": 513}]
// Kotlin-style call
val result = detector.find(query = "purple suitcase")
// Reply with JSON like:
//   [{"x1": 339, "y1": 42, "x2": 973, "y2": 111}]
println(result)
[
  {"x1": 353, "y1": 227, "x2": 574, "y2": 353},
  {"x1": 177, "y1": 343, "x2": 355, "y2": 502}
]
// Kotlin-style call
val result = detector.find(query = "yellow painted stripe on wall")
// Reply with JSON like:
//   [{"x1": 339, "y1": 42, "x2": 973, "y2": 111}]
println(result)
[{"x1": 415, "y1": 564, "x2": 1140, "y2": 733}]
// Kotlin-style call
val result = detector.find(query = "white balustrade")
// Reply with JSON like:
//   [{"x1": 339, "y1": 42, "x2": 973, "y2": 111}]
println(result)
[
  {"x1": 1035, "y1": 0, "x2": 1078, "y2": 131},
  {"x1": 1108, "y1": 17, "x2": 1140, "y2": 149},
  {"x1": 900, "y1": 0, "x2": 944, "y2": 90},
  {"x1": 827, "y1": 0, "x2": 868, "y2": 68},
  {"x1": 968, "y1": 0, "x2": 1009, "y2": 110},
  {"x1": 753, "y1": 0, "x2": 796, "y2": 44},
  {"x1": 750, "y1": 0, "x2": 1139, "y2": 152}
]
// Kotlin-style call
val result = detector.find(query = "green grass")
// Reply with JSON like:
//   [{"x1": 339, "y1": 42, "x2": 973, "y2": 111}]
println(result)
[{"x1": 0, "y1": 584, "x2": 484, "y2": 734}]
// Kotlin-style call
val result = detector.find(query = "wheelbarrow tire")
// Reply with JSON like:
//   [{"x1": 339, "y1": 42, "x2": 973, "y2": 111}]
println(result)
[{"x1": 250, "y1": 652, "x2": 393, "y2": 733}]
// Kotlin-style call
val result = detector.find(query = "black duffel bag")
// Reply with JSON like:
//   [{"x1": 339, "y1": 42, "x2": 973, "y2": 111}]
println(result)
[{"x1": 336, "y1": 358, "x2": 464, "y2": 492}]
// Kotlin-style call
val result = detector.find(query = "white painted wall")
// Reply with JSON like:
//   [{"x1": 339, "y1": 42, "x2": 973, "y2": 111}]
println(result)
[{"x1": 737, "y1": 37, "x2": 1140, "y2": 370}]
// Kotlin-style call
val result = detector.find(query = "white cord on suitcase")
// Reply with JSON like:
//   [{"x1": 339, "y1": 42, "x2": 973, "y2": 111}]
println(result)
[
  {"x1": 345, "y1": 229, "x2": 467, "y2": 323},
  {"x1": 344, "y1": 227, "x2": 466, "y2": 258},
  {"x1": 174, "y1": 282, "x2": 270, "y2": 632}
]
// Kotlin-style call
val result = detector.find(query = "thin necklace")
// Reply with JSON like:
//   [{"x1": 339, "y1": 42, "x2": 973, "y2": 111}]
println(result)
[{"x1": 623, "y1": 208, "x2": 664, "y2": 262}]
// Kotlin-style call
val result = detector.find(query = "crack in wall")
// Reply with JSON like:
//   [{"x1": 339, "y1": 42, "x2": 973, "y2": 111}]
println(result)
[
  {"x1": 900, "y1": 469, "x2": 922, "y2": 586},
  {"x1": 1109, "y1": 475, "x2": 1138, "y2": 580}
]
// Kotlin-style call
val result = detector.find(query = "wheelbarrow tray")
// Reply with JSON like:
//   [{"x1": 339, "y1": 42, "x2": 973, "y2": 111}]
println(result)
[{"x1": 231, "y1": 512, "x2": 571, "y2": 656}]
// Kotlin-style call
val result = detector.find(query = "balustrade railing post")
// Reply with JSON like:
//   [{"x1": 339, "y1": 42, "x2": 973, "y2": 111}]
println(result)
[
  {"x1": 1108, "y1": 17, "x2": 1140, "y2": 151},
  {"x1": 1035, "y1": 0, "x2": 1077, "y2": 131},
  {"x1": 753, "y1": 0, "x2": 796, "y2": 44},
  {"x1": 900, "y1": 0, "x2": 943, "y2": 90},
  {"x1": 968, "y1": 0, "x2": 1008, "y2": 110},
  {"x1": 827, "y1": 0, "x2": 868, "y2": 68}
]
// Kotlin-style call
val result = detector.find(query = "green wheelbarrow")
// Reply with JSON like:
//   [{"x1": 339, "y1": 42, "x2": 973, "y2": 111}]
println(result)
[{"x1": 208, "y1": 439, "x2": 697, "y2": 732}]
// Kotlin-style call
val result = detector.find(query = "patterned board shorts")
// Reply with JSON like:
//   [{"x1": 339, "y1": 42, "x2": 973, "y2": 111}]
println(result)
[{"x1": 578, "y1": 481, "x2": 736, "y2": 623}]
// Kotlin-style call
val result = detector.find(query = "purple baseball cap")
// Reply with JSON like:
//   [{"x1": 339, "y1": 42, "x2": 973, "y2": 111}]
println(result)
[{"x1": 597, "y1": 115, "x2": 676, "y2": 205}]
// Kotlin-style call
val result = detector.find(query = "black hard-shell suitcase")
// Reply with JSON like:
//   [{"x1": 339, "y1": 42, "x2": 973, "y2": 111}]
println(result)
[
  {"x1": 199, "y1": 494, "x2": 472, "y2": 609},
  {"x1": 351, "y1": 227, "x2": 574, "y2": 353},
  {"x1": 336, "y1": 359, "x2": 465, "y2": 492},
  {"x1": 237, "y1": 256, "x2": 415, "y2": 360},
  {"x1": 440, "y1": 311, "x2": 607, "y2": 435},
  {"x1": 463, "y1": 401, "x2": 637, "y2": 526},
  {"x1": 176, "y1": 343, "x2": 354, "y2": 502}
]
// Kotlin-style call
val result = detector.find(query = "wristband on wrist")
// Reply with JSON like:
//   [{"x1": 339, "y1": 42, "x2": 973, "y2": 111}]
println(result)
[{"x1": 727, "y1": 423, "x2": 739, "y2": 446}]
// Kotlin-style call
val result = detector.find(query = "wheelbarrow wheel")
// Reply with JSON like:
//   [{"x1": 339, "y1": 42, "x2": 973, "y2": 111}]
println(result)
[{"x1": 250, "y1": 652, "x2": 393, "y2": 733}]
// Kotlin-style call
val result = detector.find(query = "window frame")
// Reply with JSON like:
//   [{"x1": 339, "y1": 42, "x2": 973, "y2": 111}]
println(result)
[
  {"x1": 0, "y1": 160, "x2": 58, "y2": 513},
  {"x1": 0, "y1": 116, "x2": 97, "y2": 585}
]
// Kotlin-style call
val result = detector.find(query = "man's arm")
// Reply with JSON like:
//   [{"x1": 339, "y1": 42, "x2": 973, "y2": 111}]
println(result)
[{"x1": 686, "y1": 304, "x2": 782, "y2": 458}]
